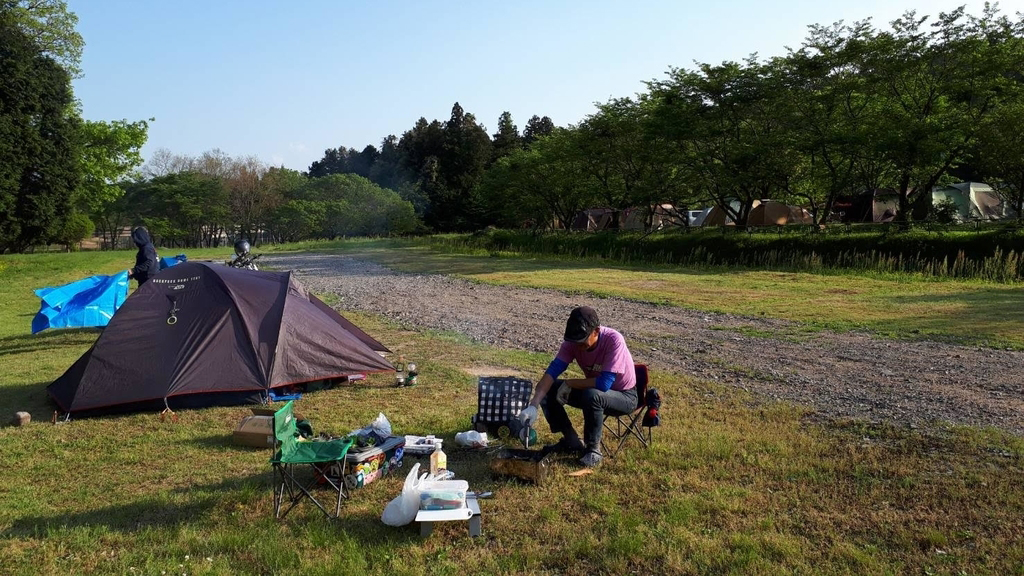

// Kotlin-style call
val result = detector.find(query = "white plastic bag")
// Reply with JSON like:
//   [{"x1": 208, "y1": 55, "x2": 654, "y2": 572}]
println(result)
[
  {"x1": 371, "y1": 412, "x2": 392, "y2": 437},
  {"x1": 455, "y1": 430, "x2": 489, "y2": 449},
  {"x1": 381, "y1": 462, "x2": 421, "y2": 526}
]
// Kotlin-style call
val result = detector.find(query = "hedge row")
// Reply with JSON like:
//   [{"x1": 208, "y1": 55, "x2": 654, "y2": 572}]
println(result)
[{"x1": 429, "y1": 226, "x2": 1024, "y2": 282}]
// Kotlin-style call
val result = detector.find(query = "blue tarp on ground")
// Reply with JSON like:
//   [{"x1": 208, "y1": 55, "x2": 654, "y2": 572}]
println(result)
[
  {"x1": 160, "y1": 253, "x2": 188, "y2": 270},
  {"x1": 32, "y1": 272, "x2": 130, "y2": 334}
]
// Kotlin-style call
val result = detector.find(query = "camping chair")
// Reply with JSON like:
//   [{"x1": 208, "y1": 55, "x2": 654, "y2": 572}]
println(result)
[
  {"x1": 270, "y1": 400, "x2": 354, "y2": 519},
  {"x1": 601, "y1": 364, "x2": 654, "y2": 458}
]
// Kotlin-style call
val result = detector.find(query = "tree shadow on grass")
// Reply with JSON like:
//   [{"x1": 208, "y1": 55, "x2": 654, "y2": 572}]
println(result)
[
  {"x1": 889, "y1": 287, "x2": 1024, "y2": 348},
  {"x1": 0, "y1": 328, "x2": 99, "y2": 359},
  {"x1": 2, "y1": 472, "x2": 269, "y2": 538},
  {"x1": 0, "y1": 380, "x2": 57, "y2": 420}
]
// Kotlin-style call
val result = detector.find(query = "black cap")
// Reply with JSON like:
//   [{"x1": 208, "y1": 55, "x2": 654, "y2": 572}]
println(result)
[{"x1": 564, "y1": 306, "x2": 600, "y2": 342}]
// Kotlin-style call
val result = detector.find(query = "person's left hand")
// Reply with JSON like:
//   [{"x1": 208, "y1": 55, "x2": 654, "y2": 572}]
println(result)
[{"x1": 556, "y1": 382, "x2": 571, "y2": 405}]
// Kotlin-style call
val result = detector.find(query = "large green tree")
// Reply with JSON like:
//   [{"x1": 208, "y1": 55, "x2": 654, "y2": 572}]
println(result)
[
  {"x1": 860, "y1": 7, "x2": 1023, "y2": 221},
  {"x1": 431, "y1": 102, "x2": 492, "y2": 231},
  {"x1": 0, "y1": 13, "x2": 81, "y2": 252},
  {"x1": 479, "y1": 128, "x2": 596, "y2": 229},
  {"x1": 490, "y1": 111, "x2": 522, "y2": 163},
  {"x1": 781, "y1": 22, "x2": 877, "y2": 223},
  {"x1": 523, "y1": 115, "x2": 555, "y2": 146},
  {"x1": 650, "y1": 58, "x2": 798, "y2": 226},
  {"x1": 78, "y1": 118, "x2": 150, "y2": 213}
]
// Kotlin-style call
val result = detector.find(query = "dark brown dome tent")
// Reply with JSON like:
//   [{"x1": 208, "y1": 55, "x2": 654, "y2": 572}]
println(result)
[{"x1": 48, "y1": 262, "x2": 393, "y2": 417}]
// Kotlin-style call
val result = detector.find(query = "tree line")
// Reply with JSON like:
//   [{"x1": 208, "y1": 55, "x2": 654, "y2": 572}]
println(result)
[
  {"x1": 95, "y1": 150, "x2": 417, "y2": 248},
  {"x1": 7, "y1": 4, "x2": 1024, "y2": 253},
  {"x1": 311, "y1": 6, "x2": 1024, "y2": 230}
]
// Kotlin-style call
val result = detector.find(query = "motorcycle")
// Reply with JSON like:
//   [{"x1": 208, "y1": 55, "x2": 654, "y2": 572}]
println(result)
[{"x1": 226, "y1": 239, "x2": 261, "y2": 271}]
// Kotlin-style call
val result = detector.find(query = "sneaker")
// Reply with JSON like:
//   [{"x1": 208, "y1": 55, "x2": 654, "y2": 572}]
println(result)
[
  {"x1": 579, "y1": 450, "x2": 603, "y2": 468},
  {"x1": 548, "y1": 436, "x2": 585, "y2": 455}
]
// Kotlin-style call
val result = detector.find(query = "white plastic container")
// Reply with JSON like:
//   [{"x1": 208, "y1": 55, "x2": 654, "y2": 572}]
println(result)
[{"x1": 418, "y1": 479, "x2": 469, "y2": 510}]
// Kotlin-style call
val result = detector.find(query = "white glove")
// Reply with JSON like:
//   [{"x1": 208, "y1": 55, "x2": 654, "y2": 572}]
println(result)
[
  {"x1": 517, "y1": 405, "x2": 538, "y2": 427},
  {"x1": 556, "y1": 382, "x2": 571, "y2": 405}
]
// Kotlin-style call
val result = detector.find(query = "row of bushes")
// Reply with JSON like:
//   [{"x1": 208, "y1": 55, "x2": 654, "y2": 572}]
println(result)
[{"x1": 427, "y1": 226, "x2": 1024, "y2": 282}]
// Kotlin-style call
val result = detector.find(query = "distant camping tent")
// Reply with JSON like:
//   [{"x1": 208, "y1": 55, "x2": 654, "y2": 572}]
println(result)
[
  {"x1": 746, "y1": 201, "x2": 814, "y2": 227},
  {"x1": 832, "y1": 190, "x2": 900, "y2": 223},
  {"x1": 701, "y1": 199, "x2": 761, "y2": 227},
  {"x1": 618, "y1": 204, "x2": 689, "y2": 230},
  {"x1": 571, "y1": 208, "x2": 615, "y2": 231},
  {"x1": 48, "y1": 262, "x2": 394, "y2": 416},
  {"x1": 931, "y1": 182, "x2": 1008, "y2": 222}
]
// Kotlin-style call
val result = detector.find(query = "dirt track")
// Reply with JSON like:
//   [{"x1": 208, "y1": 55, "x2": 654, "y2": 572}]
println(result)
[{"x1": 269, "y1": 253, "x2": 1024, "y2": 436}]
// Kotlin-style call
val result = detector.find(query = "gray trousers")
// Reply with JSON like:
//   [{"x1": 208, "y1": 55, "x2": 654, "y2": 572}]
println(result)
[{"x1": 542, "y1": 380, "x2": 638, "y2": 452}]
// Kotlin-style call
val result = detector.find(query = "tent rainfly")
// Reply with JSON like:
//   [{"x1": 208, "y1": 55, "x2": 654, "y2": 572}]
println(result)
[
  {"x1": 931, "y1": 182, "x2": 1009, "y2": 222},
  {"x1": 746, "y1": 201, "x2": 814, "y2": 227},
  {"x1": 48, "y1": 262, "x2": 393, "y2": 417}
]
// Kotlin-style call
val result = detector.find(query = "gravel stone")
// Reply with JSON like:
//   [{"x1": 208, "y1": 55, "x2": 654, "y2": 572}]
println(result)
[{"x1": 269, "y1": 253, "x2": 1024, "y2": 436}]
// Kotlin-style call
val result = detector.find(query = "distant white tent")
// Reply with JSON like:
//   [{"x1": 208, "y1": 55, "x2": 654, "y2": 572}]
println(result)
[{"x1": 931, "y1": 182, "x2": 1009, "y2": 222}]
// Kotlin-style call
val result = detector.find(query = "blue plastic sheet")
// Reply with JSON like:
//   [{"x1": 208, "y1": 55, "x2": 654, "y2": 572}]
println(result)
[
  {"x1": 160, "y1": 253, "x2": 188, "y2": 270},
  {"x1": 32, "y1": 271, "x2": 130, "y2": 334}
]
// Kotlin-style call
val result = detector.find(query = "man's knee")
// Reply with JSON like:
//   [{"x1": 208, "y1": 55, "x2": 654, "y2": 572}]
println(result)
[
  {"x1": 545, "y1": 380, "x2": 564, "y2": 401},
  {"x1": 580, "y1": 387, "x2": 602, "y2": 407}
]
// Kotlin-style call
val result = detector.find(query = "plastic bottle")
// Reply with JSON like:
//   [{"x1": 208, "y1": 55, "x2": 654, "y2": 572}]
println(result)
[{"x1": 430, "y1": 444, "x2": 447, "y2": 477}]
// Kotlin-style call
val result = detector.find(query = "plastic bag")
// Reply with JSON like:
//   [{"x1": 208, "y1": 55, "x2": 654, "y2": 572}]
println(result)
[
  {"x1": 382, "y1": 462, "x2": 422, "y2": 526},
  {"x1": 454, "y1": 430, "x2": 489, "y2": 449},
  {"x1": 349, "y1": 413, "x2": 393, "y2": 448},
  {"x1": 371, "y1": 412, "x2": 392, "y2": 437}
]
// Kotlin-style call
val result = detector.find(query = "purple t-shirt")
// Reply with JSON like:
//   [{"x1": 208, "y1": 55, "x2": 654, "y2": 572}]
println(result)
[{"x1": 555, "y1": 326, "x2": 636, "y2": 391}]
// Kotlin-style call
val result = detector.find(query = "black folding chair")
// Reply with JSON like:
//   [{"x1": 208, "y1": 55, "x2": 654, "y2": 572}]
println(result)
[{"x1": 601, "y1": 364, "x2": 654, "y2": 458}]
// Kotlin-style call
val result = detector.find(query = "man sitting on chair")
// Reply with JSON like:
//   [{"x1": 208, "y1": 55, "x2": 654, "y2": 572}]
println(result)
[{"x1": 517, "y1": 306, "x2": 637, "y2": 468}]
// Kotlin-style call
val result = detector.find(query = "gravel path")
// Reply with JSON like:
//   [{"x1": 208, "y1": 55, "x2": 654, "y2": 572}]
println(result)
[{"x1": 270, "y1": 253, "x2": 1024, "y2": 436}]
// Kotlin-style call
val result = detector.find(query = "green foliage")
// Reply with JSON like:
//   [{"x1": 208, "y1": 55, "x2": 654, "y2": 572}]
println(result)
[
  {"x1": 0, "y1": 13, "x2": 81, "y2": 253},
  {"x1": 77, "y1": 118, "x2": 150, "y2": 213},
  {"x1": 141, "y1": 172, "x2": 229, "y2": 247},
  {"x1": 477, "y1": 129, "x2": 597, "y2": 229},
  {"x1": 5, "y1": 0, "x2": 84, "y2": 77},
  {"x1": 269, "y1": 199, "x2": 325, "y2": 242},
  {"x1": 490, "y1": 111, "x2": 521, "y2": 162},
  {"x1": 931, "y1": 199, "x2": 961, "y2": 224},
  {"x1": 53, "y1": 210, "x2": 93, "y2": 250}
]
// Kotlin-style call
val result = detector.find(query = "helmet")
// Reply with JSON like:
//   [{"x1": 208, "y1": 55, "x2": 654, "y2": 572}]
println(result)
[{"x1": 233, "y1": 239, "x2": 251, "y2": 256}]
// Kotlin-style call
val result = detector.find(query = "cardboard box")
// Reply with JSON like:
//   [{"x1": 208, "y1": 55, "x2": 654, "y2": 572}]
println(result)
[{"x1": 233, "y1": 414, "x2": 275, "y2": 448}]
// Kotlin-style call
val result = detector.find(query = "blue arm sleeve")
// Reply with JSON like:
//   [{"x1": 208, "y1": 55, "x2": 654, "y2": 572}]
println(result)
[
  {"x1": 595, "y1": 371, "x2": 617, "y2": 392},
  {"x1": 545, "y1": 358, "x2": 569, "y2": 379}
]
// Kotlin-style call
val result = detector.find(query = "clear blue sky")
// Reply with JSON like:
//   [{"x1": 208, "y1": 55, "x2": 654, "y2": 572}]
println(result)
[{"x1": 70, "y1": 0, "x2": 1022, "y2": 172}]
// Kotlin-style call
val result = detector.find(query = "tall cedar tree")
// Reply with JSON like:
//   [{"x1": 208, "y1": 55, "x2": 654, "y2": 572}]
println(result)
[
  {"x1": 491, "y1": 111, "x2": 521, "y2": 163},
  {"x1": 0, "y1": 13, "x2": 81, "y2": 252}
]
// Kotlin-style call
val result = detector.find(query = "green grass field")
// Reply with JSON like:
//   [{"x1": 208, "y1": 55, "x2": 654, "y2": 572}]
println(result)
[{"x1": 1, "y1": 243, "x2": 1022, "y2": 575}]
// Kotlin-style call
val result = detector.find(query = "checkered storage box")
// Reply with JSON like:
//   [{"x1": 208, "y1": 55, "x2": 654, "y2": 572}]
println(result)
[{"x1": 472, "y1": 377, "x2": 533, "y2": 433}]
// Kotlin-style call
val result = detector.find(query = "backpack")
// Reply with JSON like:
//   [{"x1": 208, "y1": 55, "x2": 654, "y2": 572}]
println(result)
[{"x1": 642, "y1": 388, "x2": 661, "y2": 428}]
